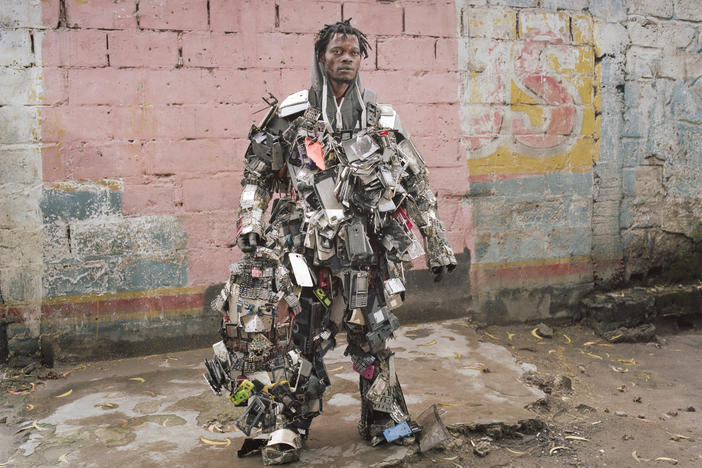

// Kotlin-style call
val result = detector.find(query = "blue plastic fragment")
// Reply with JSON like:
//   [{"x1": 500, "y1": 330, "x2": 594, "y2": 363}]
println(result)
[{"x1": 383, "y1": 421, "x2": 412, "y2": 442}]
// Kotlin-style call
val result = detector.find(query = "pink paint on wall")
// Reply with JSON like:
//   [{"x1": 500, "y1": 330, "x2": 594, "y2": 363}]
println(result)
[{"x1": 40, "y1": 0, "x2": 473, "y2": 287}]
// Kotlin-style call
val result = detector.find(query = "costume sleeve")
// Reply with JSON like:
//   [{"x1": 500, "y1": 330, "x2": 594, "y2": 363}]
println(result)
[
  {"x1": 237, "y1": 131, "x2": 278, "y2": 239},
  {"x1": 396, "y1": 136, "x2": 457, "y2": 271}
]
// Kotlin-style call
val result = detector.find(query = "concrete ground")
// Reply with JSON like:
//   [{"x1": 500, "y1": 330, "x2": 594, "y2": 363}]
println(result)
[
  {"x1": 4, "y1": 317, "x2": 702, "y2": 467},
  {"x1": 0, "y1": 319, "x2": 543, "y2": 467}
]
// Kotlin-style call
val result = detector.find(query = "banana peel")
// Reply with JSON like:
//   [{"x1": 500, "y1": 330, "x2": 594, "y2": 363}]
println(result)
[
  {"x1": 580, "y1": 350, "x2": 603, "y2": 360},
  {"x1": 200, "y1": 436, "x2": 231, "y2": 447},
  {"x1": 505, "y1": 447, "x2": 527, "y2": 456},
  {"x1": 549, "y1": 446, "x2": 570, "y2": 455}
]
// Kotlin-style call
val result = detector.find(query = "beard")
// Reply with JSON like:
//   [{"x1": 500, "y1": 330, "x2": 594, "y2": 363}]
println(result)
[{"x1": 330, "y1": 75, "x2": 355, "y2": 85}]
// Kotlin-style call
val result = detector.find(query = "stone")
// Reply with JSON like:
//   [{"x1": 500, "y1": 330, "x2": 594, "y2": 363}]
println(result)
[
  {"x1": 675, "y1": 0, "x2": 702, "y2": 21},
  {"x1": 472, "y1": 436, "x2": 492, "y2": 456},
  {"x1": 594, "y1": 23, "x2": 629, "y2": 58},
  {"x1": 542, "y1": 0, "x2": 589, "y2": 10},
  {"x1": 0, "y1": 0, "x2": 46, "y2": 29},
  {"x1": 0, "y1": 106, "x2": 40, "y2": 145},
  {"x1": 0, "y1": 29, "x2": 33, "y2": 67},
  {"x1": 536, "y1": 322, "x2": 553, "y2": 338},
  {"x1": 590, "y1": 0, "x2": 627, "y2": 23},
  {"x1": 627, "y1": 0, "x2": 674, "y2": 18},
  {"x1": 603, "y1": 323, "x2": 656, "y2": 343},
  {"x1": 0, "y1": 147, "x2": 41, "y2": 185},
  {"x1": 625, "y1": 46, "x2": 663, "y2": 79}
]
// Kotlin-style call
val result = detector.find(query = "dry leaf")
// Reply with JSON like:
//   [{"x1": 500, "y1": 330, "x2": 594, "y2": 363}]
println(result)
[
  {"x1": 0, "y1": 459, "x2": 13, "y2": 467},
  {"x1": 129, "y1": 377, "x2": 146, "y2": 383},
  {"x1": 144, "y1": 391, "x2": 157, "y2": 397},
  {"x1": 565, "y1": 435, "x2": 589, "y2": 441},
  {"x1": 438, "y1": 402, "x2": 456, "y2": 407},
  {"x1": 58, "y1": 453, "x2": 69, "y2": 464},
  {"x1": 597, "y1": 343, "x2": 614, "y2": 347},
  {"x1": 404, "y1": 333, "x2": 418, "y2": 337},
  {"x1": 462, "y1": 366, "x2": 482, "y2": 370},
  {"x1": 667, "y1": 432, "x2": 691, "y2": 441},
  {"x1": 443, "y1": 456, "x2": 458, "y2": 461},
  {"x1": 611, "y1": 366, "x2": 629, "y2": 373},
  {"x1": 562, "y1": 334, "x2": 572, "y2": 344},
  {"x1": 454, "y1": 352, "x2": 462, "y2": 358},
  {"x1": 655, "y1": 457, "x2": 678, "y2": 465},
  {"x1": 632, "y1": 450, "x2": 650, "y2": 462},
  {"x1": 329, "y1": 366, "x2": 344, "y2": 372},
  {"x1": 25, "y1": 404, "x2": 35, "y2": 411},
  {"x1": 419, "y1": 340, "x2": 437, "y2": 347},
  {"x1": 608, "y1": 333, "x2": 624, "y2": 341},
  {"x1": 549, "y1": 446, "x2": 570, "y2": 455},
  {"x1": 199, "y1": 436, "x2": 231, "y2": 447},
  {"x1": 530, "y1": 328, "x2": 543, "y2": 339},
  {"x1": 485, "y1": 332, "x2": 498, "y2": 340},
  {"x1": 55, "y1": 389, "x2": 73, "y2": 398},
  {"x1": 507, "y1": 333, "x2": 516, "y2": 341},
  {"x1": 583, "y1": 341, "x2": 597, "y2": 347},
  {"x1": 617, "y1": 385, "x2": 627, "y2": 392}
]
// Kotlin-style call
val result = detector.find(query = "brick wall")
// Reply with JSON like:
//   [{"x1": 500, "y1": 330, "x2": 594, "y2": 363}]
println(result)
[{"x1": 0, "y1": 0, "x2": 700, "y2": 358}]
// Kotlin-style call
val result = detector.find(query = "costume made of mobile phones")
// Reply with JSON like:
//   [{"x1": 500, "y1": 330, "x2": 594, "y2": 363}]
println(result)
[{"x1": 204, "y1": 86, "x2": 456, "y2": 464}]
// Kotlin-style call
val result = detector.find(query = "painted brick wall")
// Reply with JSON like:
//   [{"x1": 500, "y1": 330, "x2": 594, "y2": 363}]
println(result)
[
  {"x1": 457, "y1": 0, "x2": 599, "y2": 321},
  {"x1": 1, "y1": 0, "x2": 701, "y2": 358}
]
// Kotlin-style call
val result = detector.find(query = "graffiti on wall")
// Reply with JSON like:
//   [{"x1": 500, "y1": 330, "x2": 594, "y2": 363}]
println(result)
[{"x1": 461, "y1": 12, "x2": 599, "y2": 180}]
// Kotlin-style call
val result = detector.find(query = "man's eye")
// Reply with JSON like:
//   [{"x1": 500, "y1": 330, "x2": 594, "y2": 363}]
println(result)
[{"x1": 351, "y1": 51, "x2": 360, "y2": 56}]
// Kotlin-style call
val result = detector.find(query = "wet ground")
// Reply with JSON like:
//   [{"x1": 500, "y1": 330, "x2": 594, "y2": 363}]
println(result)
[
  {"x1": 2, "y1": 317, "x2": 702, "y2": 467},
  {"x1": 0, "y1": 319, "x2": 542, "y2": 468}
]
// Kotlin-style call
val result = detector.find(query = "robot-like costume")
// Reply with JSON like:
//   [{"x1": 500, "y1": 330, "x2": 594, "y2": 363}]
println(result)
[{"x1": 204, "y1": 21, "x2": 456, "y2": 465}]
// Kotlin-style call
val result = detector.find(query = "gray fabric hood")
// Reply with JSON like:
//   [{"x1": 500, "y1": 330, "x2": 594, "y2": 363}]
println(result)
[{"x1": 308, "y1": 55, "x2": 367, "y2": 133}]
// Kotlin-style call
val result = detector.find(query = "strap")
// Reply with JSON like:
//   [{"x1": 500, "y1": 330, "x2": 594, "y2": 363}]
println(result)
[{"x1": 363, "y1": 88, "x2": 379, "y2": 127}]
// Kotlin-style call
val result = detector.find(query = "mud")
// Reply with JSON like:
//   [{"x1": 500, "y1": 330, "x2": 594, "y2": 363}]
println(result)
[
  {"x1": 2, "y1": 317, "x2": 701, "y2": 467},
  {"x1": 0, "y1": 319, "x2": 541, "y2": 467}
]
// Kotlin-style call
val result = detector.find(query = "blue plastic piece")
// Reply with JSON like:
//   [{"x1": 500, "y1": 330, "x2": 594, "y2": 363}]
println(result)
[{"x1": 383, "y1": 421, "x2": 412, "y2": 442}]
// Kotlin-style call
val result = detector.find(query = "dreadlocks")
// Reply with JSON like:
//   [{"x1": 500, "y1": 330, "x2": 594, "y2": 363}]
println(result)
[{"x1": 314, "y1": 19, "x2": 371, "y2": 60}]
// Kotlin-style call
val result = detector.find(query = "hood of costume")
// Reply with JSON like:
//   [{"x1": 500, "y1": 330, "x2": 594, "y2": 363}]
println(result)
[{"x1": 308, "y1": 52, "x2": 367, "y2": 133}]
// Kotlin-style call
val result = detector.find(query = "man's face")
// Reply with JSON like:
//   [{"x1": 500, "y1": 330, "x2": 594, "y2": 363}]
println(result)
[{"x1": 321, "y1": 33, "x2": 361, "y2": 84}]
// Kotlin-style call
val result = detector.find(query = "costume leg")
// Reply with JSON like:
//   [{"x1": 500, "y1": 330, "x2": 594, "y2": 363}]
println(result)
[{"x1": 343, "y1": 286, "x2": 414, "y2": 445}]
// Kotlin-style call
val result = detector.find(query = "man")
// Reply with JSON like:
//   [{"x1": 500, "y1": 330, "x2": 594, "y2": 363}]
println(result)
[{"x1": 204, "y1": 20, "x2": 456, "y2": 465}]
